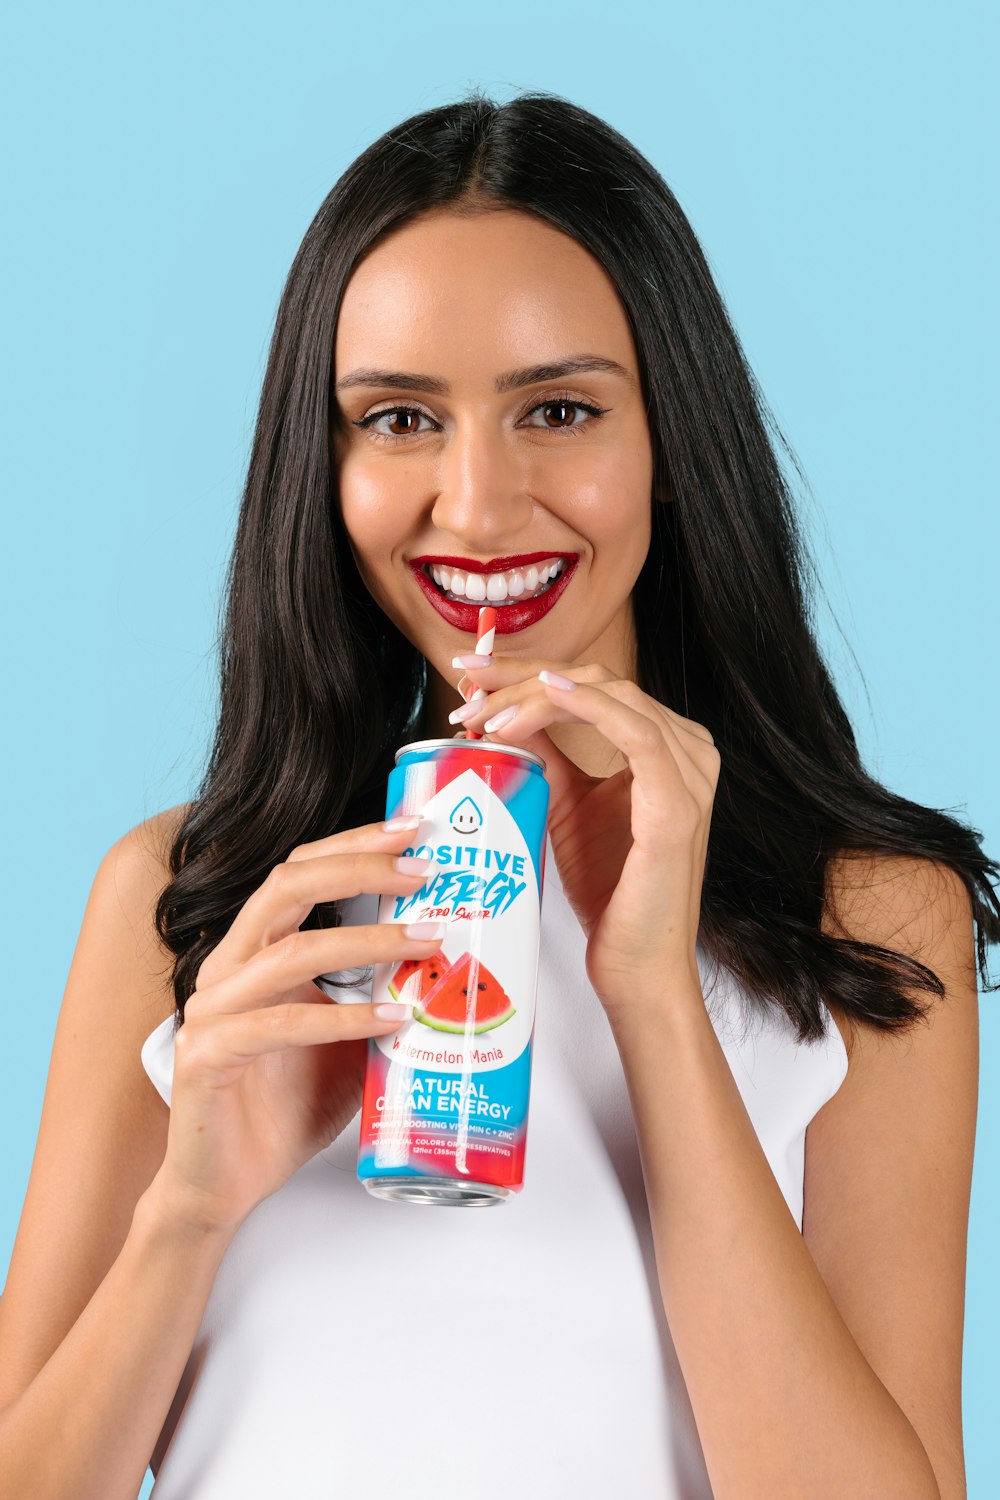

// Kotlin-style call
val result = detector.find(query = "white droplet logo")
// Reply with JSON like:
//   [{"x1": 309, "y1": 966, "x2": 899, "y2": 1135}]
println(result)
[{"x1": 450, "y1": 796, "x2": 482, "y2": 836}]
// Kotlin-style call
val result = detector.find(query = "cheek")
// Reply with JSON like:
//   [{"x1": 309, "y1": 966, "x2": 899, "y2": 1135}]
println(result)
[
  {"x1": 563, "y1": 442, "x2": 652, "y2": 560},
  {"x1": 336, "y1": 453, "x2": 412, "y2": 563}
]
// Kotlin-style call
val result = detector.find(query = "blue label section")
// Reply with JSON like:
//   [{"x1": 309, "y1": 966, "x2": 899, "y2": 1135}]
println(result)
[{"x1": 502, "y1": 774, "x2": 547, "y2": 893}]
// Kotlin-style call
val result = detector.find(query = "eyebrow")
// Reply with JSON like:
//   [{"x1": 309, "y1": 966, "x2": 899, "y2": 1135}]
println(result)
[{"x1": 334, "y1": 354, "x2": 633, "y2": 396}]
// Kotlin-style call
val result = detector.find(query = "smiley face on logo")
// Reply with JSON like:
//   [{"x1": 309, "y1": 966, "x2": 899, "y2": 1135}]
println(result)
[{"x1": 450, "y1": 796, "x2": 483, "y2": 836}]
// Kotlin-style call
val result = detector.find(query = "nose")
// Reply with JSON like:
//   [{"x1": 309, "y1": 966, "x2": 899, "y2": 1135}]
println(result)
[{"x1": 429, "y1": 415, "x2": 535, "y2": 547}]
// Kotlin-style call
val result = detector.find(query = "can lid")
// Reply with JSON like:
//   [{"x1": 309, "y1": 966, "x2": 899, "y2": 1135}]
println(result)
[{"x1": 395, "y1": 736, "x2": 547, "y2": 772}]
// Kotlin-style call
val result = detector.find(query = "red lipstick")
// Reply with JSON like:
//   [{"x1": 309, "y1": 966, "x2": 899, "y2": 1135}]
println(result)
[{"x1": 408, "y1": 555, "x2": 578, "y2": 635}]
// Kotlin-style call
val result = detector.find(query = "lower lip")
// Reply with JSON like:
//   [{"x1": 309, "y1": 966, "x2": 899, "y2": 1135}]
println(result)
[{"x1": 409, "y1": 560, "x2": 578, "y2": 634}]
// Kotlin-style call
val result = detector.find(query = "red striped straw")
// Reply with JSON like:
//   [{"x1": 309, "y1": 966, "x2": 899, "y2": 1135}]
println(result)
[{"x1": 464, "y1": 605, "x2": 497, "y2": 742}]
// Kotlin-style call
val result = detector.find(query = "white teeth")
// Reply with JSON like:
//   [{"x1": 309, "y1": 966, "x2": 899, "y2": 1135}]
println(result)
[{"x1": 425, "y1": 556, "x2": 568, "y2": 606}]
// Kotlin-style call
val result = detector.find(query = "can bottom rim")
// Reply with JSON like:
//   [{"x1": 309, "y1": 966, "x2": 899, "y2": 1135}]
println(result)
[{"x1": 361, "y1": 1175, "x2": 511, "y2": 1207}]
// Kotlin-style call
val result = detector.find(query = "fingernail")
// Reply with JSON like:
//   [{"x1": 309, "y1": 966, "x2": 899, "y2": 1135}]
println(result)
[
  {"x1": 403, "y1": 921, "x2": 448, "y2": 939},
  {"x1": 393, "y1": 855, "x2": 435, "y2": 874},
  {"x1": 382, "y1": 815, "x2": 422, "y2": 832},
  {"x1": 484, "y1": 705, "x2": 519, "y2": 733},
  {"x1": 538, "y1": 670, "x2": 577, "y2": 692},
  {"x1": 374, "y1": 1002, "x2": 413, "y2": 1020},
  {"x1": 452, "y1": 654, "x2": 494, "y2": 670},
  {"x1": 448, "y1": 689, "x2": 487, "y2": 725}
]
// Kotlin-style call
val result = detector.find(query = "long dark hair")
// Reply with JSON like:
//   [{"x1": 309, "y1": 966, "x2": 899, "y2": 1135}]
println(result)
[{"x1": 155, "y1": 89, "x2": 1000, "y2": 1041}]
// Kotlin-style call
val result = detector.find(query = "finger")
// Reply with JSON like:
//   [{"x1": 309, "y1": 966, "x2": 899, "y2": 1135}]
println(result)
[
  {"x1": 461, "y1": 671, "x2": 717, "y2": 783},
  {"x1": 446, "y1": 661, "x2": 612, "y2": 731},
  {"x1": 196, "y1": 921, "x2": 448, "y2": 1015},
  {"x1": 452, "y1": 656, "x2": 715, "y2": 748},
  {"x1": 596, "y1": 680, "x2": 720, "y2": 779},
  {"x1": 546, "y1": 678, "x2": 720, "y2": 806},
  {"x1": 545, "y1": 678, "x2": 720, "y2": 797},
  {"x1": 200, "y1": 852, "x2": 440, "y2": 984},
  {"x1": 484, "y1": 677, "x2": 714, "y2": 812},
  {"x1": 175, "y1": 998, "x2": 416, "y2": 1078},
  {"x1": 649, "y1": 700, "x2": 716, "y2": 748}
]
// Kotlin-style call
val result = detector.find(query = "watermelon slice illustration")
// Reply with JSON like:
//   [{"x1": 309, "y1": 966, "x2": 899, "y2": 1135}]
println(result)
[
  {"x1": 387, "y1": 949, "x2": 449, "y2": 1005},
  {"x1": 413, "y1": 951, "x2": 516, "y2": 1035}
]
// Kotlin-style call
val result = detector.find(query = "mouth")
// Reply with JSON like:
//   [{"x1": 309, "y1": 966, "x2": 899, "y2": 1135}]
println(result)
[{"x1": 408, "y1": 552, "x2": 578, "y2": 635}]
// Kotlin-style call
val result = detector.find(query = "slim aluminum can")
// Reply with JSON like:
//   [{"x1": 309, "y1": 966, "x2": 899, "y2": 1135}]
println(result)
[{"x1": 359, "y1": 737, "x2": 549, "y2": 1206}]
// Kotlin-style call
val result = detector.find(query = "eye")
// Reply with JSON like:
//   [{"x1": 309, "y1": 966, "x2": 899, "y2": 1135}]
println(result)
[
  {"x1": 354, "y1": 406, "x2": 437, "y2": 442},
  {"x1": 521, "y1": 398, "x2": 608, "y2": 434}
]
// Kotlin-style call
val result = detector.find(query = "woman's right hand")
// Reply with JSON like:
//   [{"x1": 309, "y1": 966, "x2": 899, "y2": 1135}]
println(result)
[{"x1": 148, "y1": 817, "x2": 441, "y2": 1236}]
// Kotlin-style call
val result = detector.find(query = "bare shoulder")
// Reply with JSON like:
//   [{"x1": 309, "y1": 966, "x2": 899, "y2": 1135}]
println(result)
[
  {"x1": 821, "y1": 847, "x2": 977, "y2": 1045},
  {"x1": 93, "y1": 801, "x2": 194, "y2": 1020},
  {"x1": 110, "y1": 799, "x2": 191, "y2": 888},
  {"x1": 0, "y1": 801, "x2": 195, "y2": 1411},
  {"x1": 805, "y1": 850, "x2": 979, "y2": 1499}
]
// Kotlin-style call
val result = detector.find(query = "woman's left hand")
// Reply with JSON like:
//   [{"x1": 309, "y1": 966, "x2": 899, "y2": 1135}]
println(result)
[{"x1": 451, "y1": 658, "x2": 721, "y2": 1017}]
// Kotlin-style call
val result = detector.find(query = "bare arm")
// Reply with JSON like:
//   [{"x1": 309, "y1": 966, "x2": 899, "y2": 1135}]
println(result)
[
  {"x1": 0, "y1": 812, "x2": 192, "y2": 1500},
  {"x1": 0, "y1": 1183, "x2": 235, "y2": 1500},
  {"x1": 0, "y1": 808, "x2": 443, "y2": 1499},
  {"x1": 608, "y1": 855, "x2": 975, "y2": 1499}
]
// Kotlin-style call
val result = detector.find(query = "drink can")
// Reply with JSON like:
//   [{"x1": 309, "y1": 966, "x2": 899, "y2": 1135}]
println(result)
[{"x1": 359, "y1": 737, "x2": 549, "y2": 1206}]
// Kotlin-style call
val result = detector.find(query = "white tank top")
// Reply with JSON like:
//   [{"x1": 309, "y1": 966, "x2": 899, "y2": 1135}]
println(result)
[{"x1": 140, "y1": 834, "x2": 847, "y2": 1498}]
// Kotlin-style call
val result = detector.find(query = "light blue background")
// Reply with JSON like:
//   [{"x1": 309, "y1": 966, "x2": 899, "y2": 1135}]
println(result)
[{"x1": 2, "y1": 2, "x2": 995, "y2": 1493}]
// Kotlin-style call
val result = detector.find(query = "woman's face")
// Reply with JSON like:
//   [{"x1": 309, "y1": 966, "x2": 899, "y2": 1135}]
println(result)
[{"x1": 332, "y1": 207, "x2": 655, "y2": 689}]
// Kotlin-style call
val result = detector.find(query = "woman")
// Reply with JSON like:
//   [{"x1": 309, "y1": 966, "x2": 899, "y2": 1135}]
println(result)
[{"x1": 0, "y1": 92, "x2": 995, "y2": 1499}]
